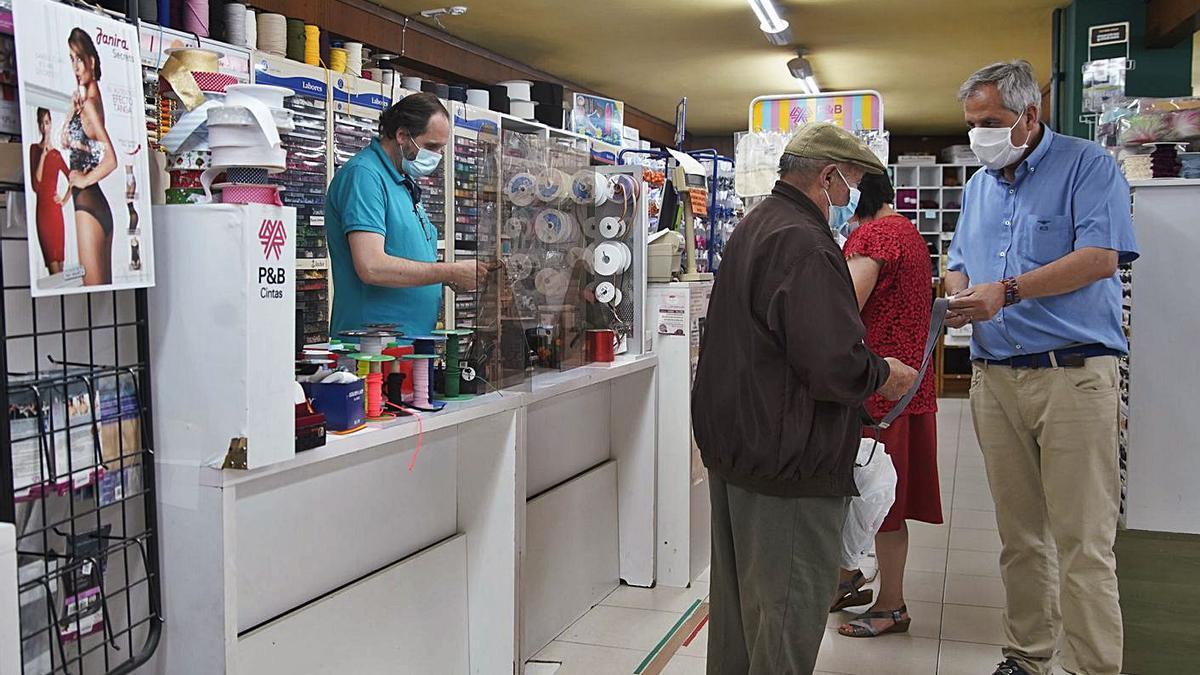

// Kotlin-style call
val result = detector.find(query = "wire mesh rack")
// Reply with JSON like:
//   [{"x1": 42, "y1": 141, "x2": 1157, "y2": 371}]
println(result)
[
  {"x1": 0, "y1": 4, "x2": 162, "y2": 673},
  {"x1": 0, "y1": 184, "x2": 162, "y2": 674}
]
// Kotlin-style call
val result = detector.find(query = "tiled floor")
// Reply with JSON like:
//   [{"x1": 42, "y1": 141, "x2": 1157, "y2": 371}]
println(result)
[{"x1": 528, "y1": 398, "x2": 1052, "y2": 675}]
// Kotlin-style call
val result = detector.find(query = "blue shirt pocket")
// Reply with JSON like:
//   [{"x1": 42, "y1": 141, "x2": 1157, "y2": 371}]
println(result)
[{"x1": 1019, "y1": 215, "x2": 1074, "y2": 265}]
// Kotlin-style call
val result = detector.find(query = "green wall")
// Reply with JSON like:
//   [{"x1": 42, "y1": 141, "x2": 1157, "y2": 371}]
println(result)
[{"x1": 1058, "y1": 0, "x2": 1194, "y2": 139}]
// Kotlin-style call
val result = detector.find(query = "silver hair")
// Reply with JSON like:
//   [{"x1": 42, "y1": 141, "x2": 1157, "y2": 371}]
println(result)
[
  {"x1": 778, "y1": 153, "x2": 832, "y2": 179},
  {"x1": 958, "y1": 59, "x2": 1041, "y2": 115}
]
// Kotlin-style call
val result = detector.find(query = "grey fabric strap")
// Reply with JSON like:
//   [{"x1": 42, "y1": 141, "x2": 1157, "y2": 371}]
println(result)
[{"x1": 876, "y1": 297, "x2": 949, "y2": 430}]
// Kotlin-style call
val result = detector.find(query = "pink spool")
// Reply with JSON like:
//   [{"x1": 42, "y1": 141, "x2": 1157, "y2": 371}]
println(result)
[{"x1": 218, "y1": 183, "x2": 282, "y2": 206}]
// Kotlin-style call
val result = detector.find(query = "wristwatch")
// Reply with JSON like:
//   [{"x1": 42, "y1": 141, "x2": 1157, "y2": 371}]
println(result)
[{"x1": 1001, "y1": 276, "x2": 1022, "y2": 306}]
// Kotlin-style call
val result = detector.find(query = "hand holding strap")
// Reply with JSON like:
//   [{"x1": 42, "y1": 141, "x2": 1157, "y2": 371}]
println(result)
[{"x1": 877, "y1": 297, "x2": 949, "y2": 430}]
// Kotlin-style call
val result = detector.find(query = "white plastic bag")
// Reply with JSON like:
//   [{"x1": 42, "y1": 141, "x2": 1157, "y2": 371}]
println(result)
[{"x1": 840, "y1": 437, "x2": 898, "y2": 570}]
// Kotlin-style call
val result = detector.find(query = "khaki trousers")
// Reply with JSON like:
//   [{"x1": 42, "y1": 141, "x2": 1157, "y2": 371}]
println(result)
[{"x1": 969, "y1": 356, "x2": 1122, "y2": 675}]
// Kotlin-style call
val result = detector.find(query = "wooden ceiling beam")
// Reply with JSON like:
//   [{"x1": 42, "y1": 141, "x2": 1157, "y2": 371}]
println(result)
[
  {"x1": 1146, "y1": 0, "x2": 1200, "y2": 49},
  {"x1": 246, "y1": 0, "x2": 678, "y2": 146}
]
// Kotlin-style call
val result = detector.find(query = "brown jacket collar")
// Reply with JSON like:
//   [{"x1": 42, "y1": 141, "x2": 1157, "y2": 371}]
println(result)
[{"x1": 770, "y1": 179, "x2": 835, "y2": 243}]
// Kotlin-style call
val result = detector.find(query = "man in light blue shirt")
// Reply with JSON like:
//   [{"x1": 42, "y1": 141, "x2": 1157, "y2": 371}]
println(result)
[
  {"x1": 326, "y1": 92, "x2": 487, "y2": 339},
  {"x1": 946, "y1": 61, "x2": 1137, "y2": 675}
]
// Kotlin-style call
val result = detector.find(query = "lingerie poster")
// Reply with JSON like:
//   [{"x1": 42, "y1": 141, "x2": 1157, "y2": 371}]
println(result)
[{"x1": 13, "y1": 0, "x2": 153, "y2": 296}]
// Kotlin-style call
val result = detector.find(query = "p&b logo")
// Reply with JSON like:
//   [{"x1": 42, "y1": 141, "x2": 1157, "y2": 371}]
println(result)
[
  {"x1": 259, "y1": 219, "x2": 287, "y2": 260},
  {"x1": 257, "y1": 219, "x2": 287, "y2": 299}
]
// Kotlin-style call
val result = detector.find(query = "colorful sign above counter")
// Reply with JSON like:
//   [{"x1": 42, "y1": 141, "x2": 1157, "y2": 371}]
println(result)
[{"x1": 749, "y1": 90, "x2": 884, "y2": 133}]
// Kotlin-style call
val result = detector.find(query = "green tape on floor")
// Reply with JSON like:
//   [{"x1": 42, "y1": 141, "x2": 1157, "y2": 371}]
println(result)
[{"x1": 634, "y1": 598, "x2": 702, "y2": 674}]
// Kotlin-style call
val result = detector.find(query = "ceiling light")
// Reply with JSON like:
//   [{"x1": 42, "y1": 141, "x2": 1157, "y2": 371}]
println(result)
[
  {"x1": 787, "y1": 54, "x2": 812, "y2": 80},
  {"x1": 747, "y1": 0, "x2": 792, "y2": 45}
]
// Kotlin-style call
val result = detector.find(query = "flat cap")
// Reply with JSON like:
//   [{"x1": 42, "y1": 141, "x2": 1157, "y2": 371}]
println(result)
[{"x1": 783, "y1": 123, "x2": 886, "y2": 174}]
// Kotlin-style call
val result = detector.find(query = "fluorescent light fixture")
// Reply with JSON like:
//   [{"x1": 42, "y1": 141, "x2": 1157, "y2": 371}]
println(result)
[
  {"x1": 804, "y1": 75, "x2": 819, "y2": 94},
  {"x1": 748, "y1": 0, "x2": 792, "y2": 45},
  {"x1": 796, "y1": 79, "x2": 811, "y2": 95}
]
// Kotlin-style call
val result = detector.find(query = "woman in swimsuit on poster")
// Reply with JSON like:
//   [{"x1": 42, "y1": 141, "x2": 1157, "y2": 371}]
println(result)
[
  {"x1": 61, "y1": 27, "x2": 116, "y2": 286},
  {"x1": 29, "y1": 107, "x2": 71, "y2": 275}
]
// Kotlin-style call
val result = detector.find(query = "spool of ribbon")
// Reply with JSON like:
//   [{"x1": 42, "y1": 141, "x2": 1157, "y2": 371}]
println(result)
[
  {"x1": 167, "y1": 150, "x2": 211, "y2": 170},
  {"x1": 343, "y1": 42, "x2": 364, "y2": 77},
  {"x1": 506, "y1": 172, "x2": 536, "y2": 207},
  {"x1": 158, "y1": 0, "x2": 171, "y2": 27},
  {"x1": 535, "y1": 168, "x2": 571, "y2": 203},
  {"x1": 165, "y1": 187, "x2": 205, "y2": 204},
  {"x1": 169, "y1": 169, "x2": 204, "y2": 189},
  {"x1": 182, "y1": 0, "x2": 209, "y2": 37},
  {"x1": 401, "y1": 76, "x2": 422, "y2": 92},
  {"x1": 304, "y1": 25, "x2": 321, "y2": 66},
  {"x1": 256, "y1": 13, "x2": 288, "y2": 56},
  {"x1": 329, "y1": 47, "x2": 347, "y2": 73},
  {"x1": 139, "y1": 0, "x2": 157, "y2": 22},
  {"x1": 226, "y1": 167, "x2": 270, "y2": 183},
  {"x1": 447, "y1": 85, "x2": 467, "y2": 102},
  {"x1": 466, "y1": 89, "x2": 490, "y2": 109},
  {"x1": 243, "y1": 7, "x2": 257, "y2": 50},
  {"x1": 286, "y1": 18, "x2": 306, "y2": 61},
  {"x1": 159, "y1": 48, "x2": 221, "y2": 111},
  {"x1": 223, "y1": 2, "x2": 246, "y2": 46},
  {"x1": 208, "y1": 105, "x2": 294, "y2": 133},
  {"x1": 217, "y1": 183, "x2": 284, "y2": 206}
]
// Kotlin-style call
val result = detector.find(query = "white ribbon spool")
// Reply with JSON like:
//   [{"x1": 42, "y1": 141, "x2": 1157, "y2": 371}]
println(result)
[
  {"x1": 595, "y1": 281, "x2": 617, "y2": 304},
  {"x1": 581, "y1": 216, "x2": 600, "y2": 239},
  {"x1": 598, "y1": 216, "x2": 627, "y2": 240},
  {"x1": 570, "y1": 169, "x2": 611, "y2": 206},
  {"x1": 506, "y1": 172, "x2": 536, "y2": 207},
  {"x1": 498, "y1": 79, "x2": 533, "y2": 101},
  {"x1": 536, "y1": 168, "x2": 570, "y2": 203},
  {"x1": 505, "y1": 216, "x2": 528, "y2": 239},
  {"x1": 466, "y1": 89, "x2": 490, "y2": 109},
  {"x1": 509, "y1": 100, "x2": 537, "y2": 120},
  {"x1": 593, "y1": 241, "x2": 628, "y2": 276},
  {"x1": 612, "y1": 287, "x2": 624, "y2": 307},
  {"x1": 534, "y1": 209, "x2": 571, "y2": 244},
  {"x1": 402, "y1": 76, "x2": 422, "y2": 91},
  {"x1": 534, "y1": 268, "x2": 570, "y2": 299},
  {"x1": 208, "y1": 105, "x2": 294, "y2": 133}
]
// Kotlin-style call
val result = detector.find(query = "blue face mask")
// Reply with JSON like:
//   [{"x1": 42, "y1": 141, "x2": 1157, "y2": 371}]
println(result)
[
  {"x1": 402, "y1": 136, "x2": 442, "y2": 177},
  {"x1": 825, "y1": 167, "x2": 860, "y2": 232}
]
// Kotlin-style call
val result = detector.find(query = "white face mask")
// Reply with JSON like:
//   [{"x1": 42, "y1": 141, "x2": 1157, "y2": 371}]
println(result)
[{"x1": 968, "y1": 114, "x2": 1030, "y2": 171}]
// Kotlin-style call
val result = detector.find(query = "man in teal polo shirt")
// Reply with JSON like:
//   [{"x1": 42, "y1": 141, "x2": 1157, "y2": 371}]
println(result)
[{"x1": 326, "y1": 92, "x2": 487, "y2": 338}]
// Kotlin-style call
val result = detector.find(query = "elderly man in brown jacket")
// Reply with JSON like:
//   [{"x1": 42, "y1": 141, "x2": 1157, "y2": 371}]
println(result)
[{"x1": 693, "y1": 123, "x2": 917, "y2": 674}]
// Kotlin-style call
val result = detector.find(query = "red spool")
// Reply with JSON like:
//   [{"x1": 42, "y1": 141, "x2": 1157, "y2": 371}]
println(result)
[{"x1": 586, "y1": 329, "x2": 616, "y2": 363}]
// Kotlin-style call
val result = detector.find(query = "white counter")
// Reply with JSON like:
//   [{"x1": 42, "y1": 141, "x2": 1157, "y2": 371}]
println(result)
[{"x1": 147, "y1": 355, "x2": 658, "y2": 675}]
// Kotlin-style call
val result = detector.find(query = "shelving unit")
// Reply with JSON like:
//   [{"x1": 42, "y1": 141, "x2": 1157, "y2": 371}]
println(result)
[
  {"x1": 889, "y1": 162, "x2": 981, "y2": 282},
  {"x1": 890, "y1": 163, "x2": 981, "y2": 396}
]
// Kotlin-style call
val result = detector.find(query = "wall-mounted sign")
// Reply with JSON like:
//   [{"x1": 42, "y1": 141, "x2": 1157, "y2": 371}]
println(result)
[
  {"x1": 570, "y1": 92, "x2": 624, "y2": 146},
  {"x1": 749, "y1": 90, "x2": 884, "y2": 133},
  {"x1": 1089, "y1": 22, "x2": 1129, "y2": 48}
]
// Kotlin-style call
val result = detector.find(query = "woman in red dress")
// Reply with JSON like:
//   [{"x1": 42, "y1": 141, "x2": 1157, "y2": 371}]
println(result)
[
  {"x1": 28, "y1": 107, "x2": 71, "y2": 275},
  {"x1": 832, "y1": 171, "x2": 942, "y2": 638}
]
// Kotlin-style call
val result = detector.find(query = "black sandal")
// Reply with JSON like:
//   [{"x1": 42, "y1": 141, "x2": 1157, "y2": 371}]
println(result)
[
  {"x1": 829, "y1": 570, "x2": 874, "y2": 613},
  {"x1": 838, "y1": 605, "x2": 911, "y2": 638}
]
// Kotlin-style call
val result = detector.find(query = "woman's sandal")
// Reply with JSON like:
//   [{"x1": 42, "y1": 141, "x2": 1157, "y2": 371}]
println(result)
[
  {"x1": 837, "y1": 605, "x2": 911, "y2": 638},
  {"x1": 829, "y1": 570, "x2": 874, "y2": 613}
]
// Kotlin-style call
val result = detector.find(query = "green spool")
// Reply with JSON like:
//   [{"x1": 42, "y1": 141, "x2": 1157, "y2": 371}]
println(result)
[{"x1": 432, "y1": 328, "x2": 474, "y2": 401}]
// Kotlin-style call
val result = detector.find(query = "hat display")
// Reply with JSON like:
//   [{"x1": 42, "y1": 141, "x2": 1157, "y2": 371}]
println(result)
[{"x1": 783, "y1": 122, "x2": 886, "y2": 174}]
